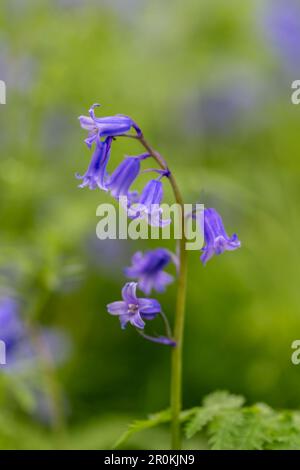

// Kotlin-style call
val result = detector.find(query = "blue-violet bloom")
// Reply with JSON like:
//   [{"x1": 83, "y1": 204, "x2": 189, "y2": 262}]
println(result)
[
  {"x1": 76, "y1": 136, "x2": 112, "y2": 190},
  {"x1": 107, "y1": 282, "x2": 161, "y2": 330},
  {"x1": 125, "y1": 248, "x2": 174, "y2": 294},
  {"x1": 106, "y1": 153, "x2": 149, "y2": 200},
  {"x1": 79, "y1": 103, "x2": 141, "y2": 148},
  {"x1": 127, "y1": 179, "x2": 171, "y2": 227},
  {"x1": 199, "y1": 208, "x2": 241, "y2": 265}
]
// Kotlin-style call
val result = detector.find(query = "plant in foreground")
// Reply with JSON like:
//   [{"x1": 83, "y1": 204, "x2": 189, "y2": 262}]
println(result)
[
  {"x1": 115, "y1": 391, "x2": 300, "y2": 450},
  {"x1": 77, "y1": 104, "x2": 241, "y2": 449}
]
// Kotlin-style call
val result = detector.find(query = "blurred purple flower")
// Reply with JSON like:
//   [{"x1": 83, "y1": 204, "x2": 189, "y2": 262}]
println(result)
[
  {"x1": 106, "y1": 153, "x2": 149, "y2": 200},
  {"x1": 263, "y1": 0, "x2": 300, "y2": 72},
  {"x1": 185, "y1": 81, "x2": 260, "y2": 137},
  {"x1": 107, "y1": 282, "x2": 161, "y2": 330},
  {"x1": 0, "y1": 295, "x2": 70, "y2": 371},
  {"x1": 125, "y1": 248, "x2": 174, "y2": 294},
  {"x1": 127, "y1": 179, "x2": 171, "y2": 227},
  {"x1": 76, "y1": 137, "x2": 112, "y2": 190},
  {"x1": 199, "y1": 208, "x2": 241, "y2": 265},
  {"x1": 0, "y1": 42, "x2": 36, "y2": 93},
  {"x1": 86, "y1": 237, "x2": 132, "y2": 275},
  {"x1": 79, "y1": 103, "x2": 141, "y2": 148},
  {"x1": 0, "y1": 297, "x2": 24, "y2": 353}
]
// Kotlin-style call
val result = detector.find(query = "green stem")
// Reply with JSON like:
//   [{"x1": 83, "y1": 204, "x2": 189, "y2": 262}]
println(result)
[
  {"x1": 27, "y1": 291, "x2": 66, "y2": 436},
  {"x1": 137, "y1": 135, "x2": 188, "y2": 450}
]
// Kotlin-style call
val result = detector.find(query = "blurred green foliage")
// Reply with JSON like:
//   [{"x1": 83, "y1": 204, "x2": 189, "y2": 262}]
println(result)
[{"x1": 0, "y1": 0, "x2": 300, "y2": 449}]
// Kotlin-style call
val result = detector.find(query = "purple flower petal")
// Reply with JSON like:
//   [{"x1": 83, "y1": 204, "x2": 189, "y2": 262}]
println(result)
[
  {"x1": 107, "y1": 301, "x2": 127, "y2": 316},
  {"x1": 130, "y1": 312, "x2": 145, "y2": 329},
  {"x1": 121, "y1": 282, "x2": 138, "y2": 304},
  {"x1": 107, "y1": 157, "x2": 141, "y2": 199},
  {"x1": 138, "y1": 298, "x2": 161, "y2": 316}
]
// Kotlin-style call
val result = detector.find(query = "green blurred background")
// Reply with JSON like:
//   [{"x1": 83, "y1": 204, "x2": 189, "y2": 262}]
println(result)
[{"x1": 1, "y1": 0, "x2": 300, "y2": 449}]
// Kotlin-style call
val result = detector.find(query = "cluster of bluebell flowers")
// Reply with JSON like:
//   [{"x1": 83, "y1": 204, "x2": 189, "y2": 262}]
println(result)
[{"x1": 78, "y1": 104, "x2": 241, "y2": 345}]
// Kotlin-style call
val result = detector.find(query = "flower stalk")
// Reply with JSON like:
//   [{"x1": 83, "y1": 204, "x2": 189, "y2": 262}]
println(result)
[
  {"x1": 77, "y1": 104, "x2": 241, "y2": 450},
  {"x1": 135, "y1": 133, "x2": 188, "y2": 450}
]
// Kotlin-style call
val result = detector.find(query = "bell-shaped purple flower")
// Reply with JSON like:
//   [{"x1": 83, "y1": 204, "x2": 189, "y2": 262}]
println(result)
[
  {"x1": 107, "y1": 282, "x2": 161, "y2": 330},
  {"x1": 79, "y1": 103, "x2": 141, "y2": 148},
  {"x1": 76, "y1": 137, "x2": 112, "y2": 190},
  {"x1": 127, "y1": 179, "x2": 171, "y2": 227},
  {"x1": 200, "y1": 208, "x2": 241, "y2": 265},
  {"x1": 106, "y1": 153, "x2": 149, "y2": 200},
  {"x1": 125, "y1": 248, "x2": 174, "y2": 294}
]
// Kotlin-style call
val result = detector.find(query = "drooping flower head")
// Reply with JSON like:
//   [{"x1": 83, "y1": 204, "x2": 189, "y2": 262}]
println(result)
[
  {"x1": 79, "y1": 103, "x2": 141, "y2": 148},
  {"x1": 199, "y1": 208, "x2": 241, "y2": 265},
  {"x1": 106, "y1": 153, "x2": 149, "y2": 200},
  {"x1": 127, "y1": 178, "x2": 171, "y2": 227},
  {"x1": 125, "y1": 248, "x2": 174, "y2": 294},
  {"x1": 76, "y1": 136, "x2": 112, "y2": 190},
  {"x1": 107, "y1": 282, "x2": 161, "y2": 330}
]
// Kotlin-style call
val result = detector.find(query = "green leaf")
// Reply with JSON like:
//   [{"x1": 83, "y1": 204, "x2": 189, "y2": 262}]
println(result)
[
  {"x1": 203, "y1": 391, "x2": 245, "y2": 409},
  {"x1": 114, "y1": 409, "x2": 171, "y2": 449},
  {"x1": 234, "y1": 407, "x2": 272, "y2": 450},
  {"x1": 208, "y1": 409, "x2": 245, "y2": 450},
  {"x1": 264, "y1": 411, "x2": 300, "y2": 450},
  {"x1": 114, "y1": 407, "x2": 196, "y2": 449},
  {"x1": 185, "y1": 390, "x2": 245, "y2": 439},
  {"x1": 185, "y1": 407, "x2": 216, "y2": 439}
]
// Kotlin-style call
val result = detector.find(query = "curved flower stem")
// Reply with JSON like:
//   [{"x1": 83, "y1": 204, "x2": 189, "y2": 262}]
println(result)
[{"x1": 135, "y1": 134, "x2": 188, "y2": 450}]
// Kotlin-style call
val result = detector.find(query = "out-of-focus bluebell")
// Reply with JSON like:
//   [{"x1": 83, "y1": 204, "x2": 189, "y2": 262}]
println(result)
[
  {"x1": 0, "y1": 294, "x2": 71, "y2": 424},
  {"x1": 0, "y1": 295, "x2": 71, "y2": 371},
  {"x1": 0, "y1": 42, "x2": 36, "y2": 94},
  {"x1": 125, "y1": 248, "x2": 175, "y2": 294},
  {"x1": 184, "y1": 73, "x2": 263, "y2": 137},
  {"x1": 85, "y1": 237, "x2": 133, "y2": 275},
  {"x1": 56, "y1": 0, "x2": 146, "y2": 21},
  {"x1": 262, "y1": 0, "x2": 300, "y2": 73}
]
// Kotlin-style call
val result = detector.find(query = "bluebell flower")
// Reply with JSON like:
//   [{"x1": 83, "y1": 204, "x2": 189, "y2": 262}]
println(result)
[
  {"x1": 106, "y1": 153, "x2": 149, "y2": 200},
  {"x1": 125, "y1": 248, "x2": 174, "y2": 294},
  {"x1": 263, "y1": 0, "x2": 300, "y2": 73},
  {"x1": 199, "y1": 208, "x2": 241, "y2": 265},
  {"x1": 107, "y1": 282, "x2": 161, "y2": 330},
  {"x1": 76, "y1": 137, "x2": 112, "y2": 190},
  {"x1": 79, "y1": 103, "x2": 141, "y2": 148},
  {"x1": 127, "y1": 179, "x2": 171, "y2": 227}
]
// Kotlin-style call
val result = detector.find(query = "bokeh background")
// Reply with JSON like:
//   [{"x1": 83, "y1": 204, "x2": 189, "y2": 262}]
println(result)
[{"x1": 1, "y1": 0, "x2": 300, "y2": 449}]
